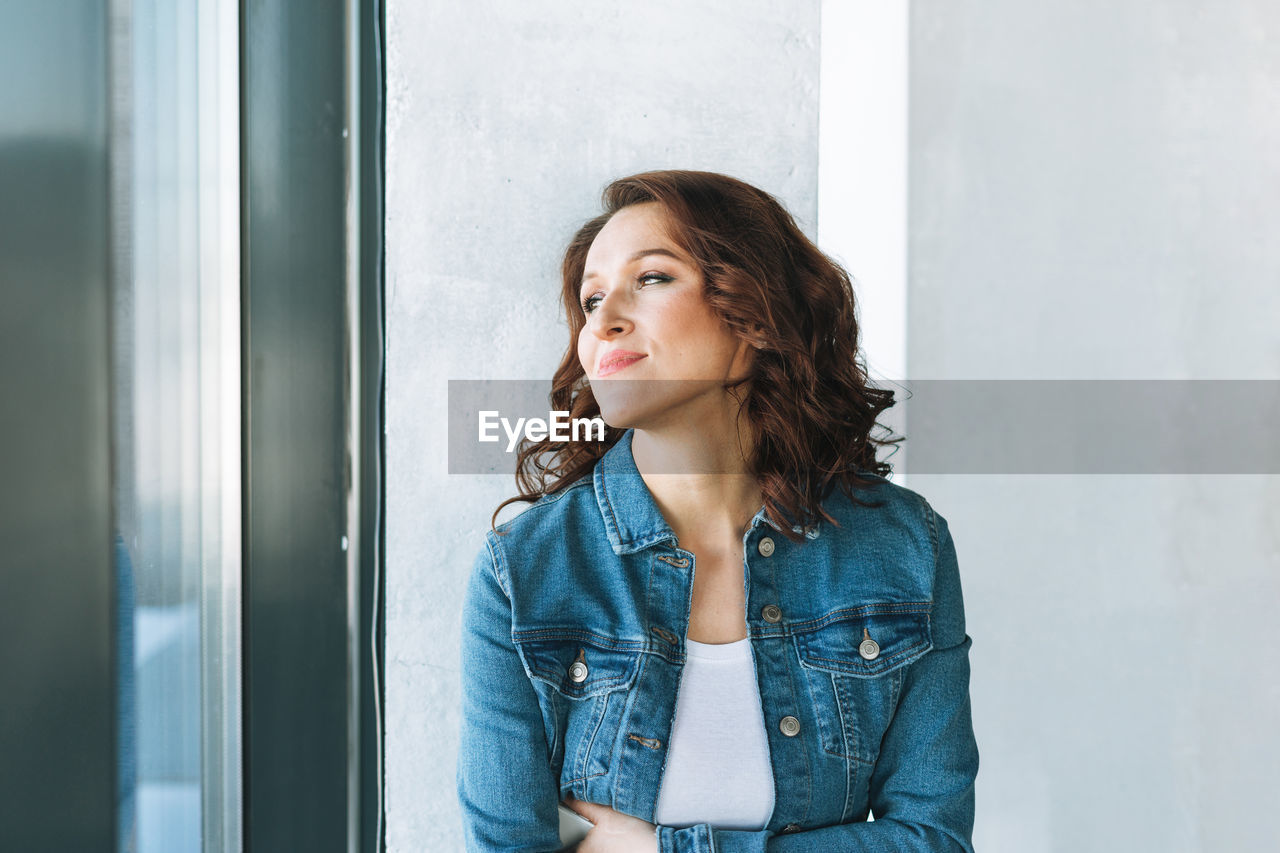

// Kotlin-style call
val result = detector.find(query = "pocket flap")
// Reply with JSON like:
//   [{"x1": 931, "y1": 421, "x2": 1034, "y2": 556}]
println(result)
[
  {"x1": 795, "y1": 606, "x2": 932, "y2": 677},
  {"x1": 513, "y1": 631, "x2": 643, "y2": 699}
]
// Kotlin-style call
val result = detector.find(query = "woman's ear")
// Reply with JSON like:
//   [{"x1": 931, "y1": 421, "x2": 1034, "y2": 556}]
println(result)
[{"x1": 731, "y1": 337, "x2": 759, "y2": 378}]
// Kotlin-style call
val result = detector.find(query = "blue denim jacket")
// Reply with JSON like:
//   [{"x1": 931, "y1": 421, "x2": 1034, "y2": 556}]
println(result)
[{"x1": 457, "y1": 429, "x2": 978, "y2": 852}]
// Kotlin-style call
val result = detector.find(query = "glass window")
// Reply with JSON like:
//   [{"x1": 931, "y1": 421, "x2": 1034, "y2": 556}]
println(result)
[{"x1": 110, "y1": 0, "x2": 241, "y2": 850}]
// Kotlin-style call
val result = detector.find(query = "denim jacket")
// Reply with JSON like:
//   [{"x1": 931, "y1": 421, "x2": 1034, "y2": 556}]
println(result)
[{"x1": 457, "y1": 429, "x2": 978, "y2": 852}]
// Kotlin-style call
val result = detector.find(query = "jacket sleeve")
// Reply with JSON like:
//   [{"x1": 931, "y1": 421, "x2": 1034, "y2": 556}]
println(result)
[
  {"x1": 457, "y1": 533, "x2": 563, "y2": 852},
  {"x1": 656, "y1": 504, "x2": 979, "y2": 853}
]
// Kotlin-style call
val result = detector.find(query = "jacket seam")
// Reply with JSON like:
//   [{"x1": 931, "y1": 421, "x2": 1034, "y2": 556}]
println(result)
[
  {"x1": 494, "y1": 477, "x2": 592, "y2": 535},
  {"x1": 923, "y1": 497, "x2": 940, "y2": 569},
  {"x1": 799, "y1": 637, "x2": 933, "y2": 673},
  {"x1": 484, "y1": 530, "x2": 511, "y2": 600},
  {"x1": 527, "y1": 670, "x2": 634, "y2": 691},
  {"x1": 779, "y1": 629, "x2": 815, "y2": 824},
  {"x1": 512, "y1": 628, "x2": 647, "y2": 650},
  {"x1": 579, "y1": 690, "x2": 611, "y2": 784},
  {"x1": 824, "y1": 743, "x2": 877, "y2": 767},
  {"x1": 596, "y1": 462, "x2": 625, "y2": 548},
  {"x1": 785, "y1": 602, "x2": 931, "y2": 633}
]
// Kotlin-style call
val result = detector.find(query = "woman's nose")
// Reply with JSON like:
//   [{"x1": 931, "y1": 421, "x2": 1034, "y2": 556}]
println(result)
[{"x1": 587, "y1": 290, "x2": 632, "y2": 338}]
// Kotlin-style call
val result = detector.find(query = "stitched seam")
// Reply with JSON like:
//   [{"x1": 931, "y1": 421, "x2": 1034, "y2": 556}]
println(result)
[
  {"x1": 764, "y1": 530, "x2": 814, "y2": 821},
  {"x1": 801, "y1": 638, "x2": 931, "y2": 668},
  {"x1": 889, "y1": 666, "x2": 904, "y2": 709},
  {"x1": 528, "y1": 670, "x2": 633, "y2": 690},
  {"x1": 569, "y1": 687, "x2": 605, "y2": 780},
  {"x1": 924, "y1": 498, "x2": 940, "y2": 567},
  {"x1": 799, "y1": 640, "x2": 830, "y2": 755},
  {"x1": 485, "y1": 532, "x2": 511, "y2": 599},
  {"x1": 644, "y1": 559, "x2": 684, "y2": 665},
  {"x1": 810, "y1": 665, "x2": 850, "y2": 762},
  {"x1": 805, "y1": 669, "x2": 876, "y2": 766},
  {"x1": 611, "y1": 650, "x2": 654, "y2": 806},
  {"x1": 787, "y1": 603, "x2": 931, "y2": 633},
  {"x1": 834, "y1": 672, "x2": 854, "y2": 773},
  {"x1": 629, "y1": 531, "x2": 676, "y2": 552},
  {"x1": 598, "y1": 464, "x2": 623, "y2": 545},
  {"x1": 512, "y1": 629, "x2": 647, "y2": 650},
  {"x1": 547, "y1": 694, "x2": 562, "y2": 768},
  {"x1": 579, "y1": 691, "x2": 610, "y2": 780},
  {"x1": 824, "y1": 743, "x2": 877, "y2": 767},
  {"x1": 493, "y1": 477, "x2": 591, "y2": 536},
  {"x1": 779, "y1": 634, "x2": 814, "y2": 823},
  {"x1": 799, "y1": 639, "x2": 932, "y2": 675}
]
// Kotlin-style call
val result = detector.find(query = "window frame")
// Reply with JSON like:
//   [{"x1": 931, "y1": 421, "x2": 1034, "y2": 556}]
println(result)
[{"x1": 240, "y1": 0, "x2": 385, "y2": 850}]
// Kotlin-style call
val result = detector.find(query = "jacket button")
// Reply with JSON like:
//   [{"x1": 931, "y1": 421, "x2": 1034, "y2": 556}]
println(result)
[
  {"x1": 761, "y1": 604, "x2": 782, "y2": 623},
  {"x1": 779, "y1": 715, "x2": 801, "y2": 737},
  {"x1": 568, "y1": 661, "x2": 588, "y2": 683},
  {"x1": 781, "y1": 823, "x2": 802, "y2": 833},
  {"x1": 757, "y1": 537, "x2": 775, "y2": 557},
  {"x1": 859, "y1": 627, "x2": 880, "y2": 660}
]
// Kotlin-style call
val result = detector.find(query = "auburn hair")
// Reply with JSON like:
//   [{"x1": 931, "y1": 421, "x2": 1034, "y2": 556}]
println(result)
[{"x1": 491, "y1": 169, "x2": 903, "y2": 542}]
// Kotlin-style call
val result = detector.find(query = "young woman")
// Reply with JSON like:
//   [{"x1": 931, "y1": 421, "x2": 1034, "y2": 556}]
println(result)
[{"x1": 457, "y1": 170, "x2": 978, "y2": 852}]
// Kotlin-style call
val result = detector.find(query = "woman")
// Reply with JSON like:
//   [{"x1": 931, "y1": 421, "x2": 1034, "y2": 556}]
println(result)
[{"x1": 457, "y1": 170, "x2": 978, "y2": 852}]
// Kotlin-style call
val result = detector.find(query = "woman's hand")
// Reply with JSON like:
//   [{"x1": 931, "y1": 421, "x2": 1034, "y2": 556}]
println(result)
[{"x1": 562, "y1": 797, "x2": 659, "y2": 853}]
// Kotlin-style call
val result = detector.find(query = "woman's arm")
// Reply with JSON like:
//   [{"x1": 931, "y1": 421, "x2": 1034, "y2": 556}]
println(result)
[
  {"x1": 457, "y1": 535, "x2": 563, "y2": 852},
  {"x1": 655, "y1": 505, "x2": 979, "y2": 853}
]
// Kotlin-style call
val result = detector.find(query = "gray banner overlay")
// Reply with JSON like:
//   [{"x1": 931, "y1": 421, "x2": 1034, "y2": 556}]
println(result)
[{"x1": 448, "y1": 380, "x2": 1279, "y2": 475}]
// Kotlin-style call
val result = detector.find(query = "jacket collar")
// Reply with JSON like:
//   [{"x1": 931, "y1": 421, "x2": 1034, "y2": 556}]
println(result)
[
  {"x1": 593, "y1": 429, "x2": 820, "y2": 556},
  {"x1": 593, "y1": 429, "x2": 676, "y2": 555}
]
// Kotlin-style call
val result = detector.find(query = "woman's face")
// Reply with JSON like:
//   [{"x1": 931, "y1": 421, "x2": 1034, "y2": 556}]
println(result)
[{"x1": 576, "y1": 202, "x2": 755, "y2": 430}]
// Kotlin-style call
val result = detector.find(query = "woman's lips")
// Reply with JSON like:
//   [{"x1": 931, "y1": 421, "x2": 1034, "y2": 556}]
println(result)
[{"x1": 597, "y1": 353, "x2": 646, "y2": 378}]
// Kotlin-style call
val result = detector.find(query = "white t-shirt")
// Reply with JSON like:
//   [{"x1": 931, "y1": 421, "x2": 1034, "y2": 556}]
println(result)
[{"x1": 651, "y1": 637, "x2": 776, "y2": 830}]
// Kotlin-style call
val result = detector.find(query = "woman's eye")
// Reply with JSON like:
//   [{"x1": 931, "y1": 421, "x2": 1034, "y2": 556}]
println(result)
[{"x1": 581, "y1": 274, "x2": 672, "y2": 314}]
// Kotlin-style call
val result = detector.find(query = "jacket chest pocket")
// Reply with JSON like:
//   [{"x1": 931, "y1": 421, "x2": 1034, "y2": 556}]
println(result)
[
  {"x1": 792, "y1": 606, "x2": 932, "y2": 765},
  {"x1": 513, "y1": 632, "x2": 643, "y2": 786}
]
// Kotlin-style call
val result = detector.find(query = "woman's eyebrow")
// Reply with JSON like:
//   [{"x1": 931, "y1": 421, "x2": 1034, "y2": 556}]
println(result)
[{"x1": 582, "y1": 248, "x2": 686, "y2": 283}]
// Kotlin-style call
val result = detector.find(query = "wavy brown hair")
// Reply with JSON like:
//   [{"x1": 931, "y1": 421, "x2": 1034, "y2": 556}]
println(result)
[{"x1": 491, "y1": 169, "x2": 903, "y2": 543}]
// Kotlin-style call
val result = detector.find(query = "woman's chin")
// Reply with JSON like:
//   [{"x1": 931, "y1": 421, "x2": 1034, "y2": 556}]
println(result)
[
  {"x1": 592, "y1": 382, "x2": 659, "y2": 429},
  {"x1": 592, "y1": 378, "x2": 712, "y2": 426},
  {"x1": 594, "y1": 406, "x2": 644, "y2": 431}
]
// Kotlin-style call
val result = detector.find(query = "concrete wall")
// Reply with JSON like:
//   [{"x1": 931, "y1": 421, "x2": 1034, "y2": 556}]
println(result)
[
  {"x1": 909, "y1": 2, "x2": 1280, "y2": 851},
  {"x1": 387, "y1": 2, "x2": 1279, "y2": 851},
  {"x1": 384, "y1": 2, "x2": 819, "y2": 849}
]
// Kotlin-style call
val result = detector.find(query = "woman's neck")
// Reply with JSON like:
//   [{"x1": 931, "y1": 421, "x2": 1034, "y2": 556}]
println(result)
[{"x1": 630, "y1": 416, "x2": 763, "y2": 549}]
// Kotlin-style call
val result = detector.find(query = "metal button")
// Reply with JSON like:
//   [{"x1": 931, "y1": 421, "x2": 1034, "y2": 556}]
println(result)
[
  {"x1": 757, "y1": 537, "x2": 775, "y2": 557},
  {"x1": 781, "y1": 823, "x2": 802, "y2": 834},
  {"x1": 858, "y1": 627, "x2": 880, "y2": 661},
  {"x1": 761, "y1": 604, "x2": 782, "y2": 624},
  {"x1": 568, "y1": 660, "x2": 588, "y2": 683},
  {"x1": 779, "y1": 715, "x2": 801, "y2": 737}
]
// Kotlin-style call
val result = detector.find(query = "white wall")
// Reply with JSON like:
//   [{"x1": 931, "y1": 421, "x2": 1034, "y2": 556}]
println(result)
[
  {"x1": 384, "y1": 2, "x2": 820, "y2": 849},
  {"x1": 387, "y1": 2, "x2": 1280, "y2": 851},
  {"x1": 907, "y1": 2, "x2": 1280, "y2": 851}
]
